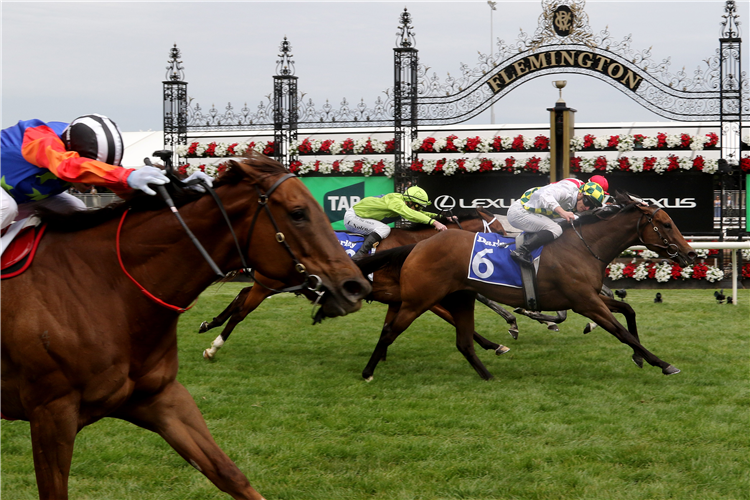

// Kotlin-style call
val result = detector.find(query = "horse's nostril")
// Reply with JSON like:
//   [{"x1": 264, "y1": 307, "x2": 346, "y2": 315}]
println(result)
[
  {"x1": 342, "y1": 278, "x2": 369, "y2": 300},
  {"x1": 687, "y1": 251, "x2": 697, "y2": 262}
]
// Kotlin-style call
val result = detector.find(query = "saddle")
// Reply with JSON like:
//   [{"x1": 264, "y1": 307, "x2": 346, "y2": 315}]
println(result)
[{"x1": 1, "y1": 217, "x2": 46, "y2": 280}]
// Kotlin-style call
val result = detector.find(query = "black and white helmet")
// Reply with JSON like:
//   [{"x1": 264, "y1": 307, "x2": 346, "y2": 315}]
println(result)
[{"x1": 62, "y1": 114, "x2": 124, "y2": 166}]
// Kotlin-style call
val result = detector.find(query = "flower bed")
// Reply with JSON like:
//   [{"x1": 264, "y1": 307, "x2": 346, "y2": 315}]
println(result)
[{"x1": 571, "y1": 132, "x2": 719, "y2": 152}]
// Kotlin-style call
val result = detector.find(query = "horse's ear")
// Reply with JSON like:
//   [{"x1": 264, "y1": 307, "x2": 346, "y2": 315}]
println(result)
[{"x1": 232, "y1": 158, "x2": 261, "y2": 183}]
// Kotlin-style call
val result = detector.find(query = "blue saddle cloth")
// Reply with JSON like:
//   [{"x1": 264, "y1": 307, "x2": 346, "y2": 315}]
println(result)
[
  {"x1": 467, "y1": 233, "x2": 543, "y2": 288},
  {"x1": 335, "y1": 231, "x2": 365, "y2": 257}
]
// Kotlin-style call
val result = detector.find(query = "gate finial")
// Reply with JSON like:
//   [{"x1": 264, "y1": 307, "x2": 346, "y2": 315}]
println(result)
[
  {"x1": 276, "y1": 36, "x2": 295, "y2": 76},
  {"x1": 721, "y1": 0, "x2": 741, "y2": 39},
  {"x1": 396, "y1": 7, "x2": 416, "y2": 48},
  {"x1": 166, "y1": 43, "x2": 185, "y2": 82}
]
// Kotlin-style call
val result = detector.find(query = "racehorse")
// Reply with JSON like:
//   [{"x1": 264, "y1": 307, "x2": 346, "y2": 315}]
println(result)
[
  {"x1": 358, "y1": 192, "x2": 696, "y2": 381},
  {"x1": 199, "y1": 208, "x2": 517, "y2": 360},
  {"x1": 1, "y1": 153, "x2": 371, "y2": 500}
]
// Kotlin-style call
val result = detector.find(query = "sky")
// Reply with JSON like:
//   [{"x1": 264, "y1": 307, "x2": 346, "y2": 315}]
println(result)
[{"x1": 2, "y1": 1, "x2": 747, "y2": 133}]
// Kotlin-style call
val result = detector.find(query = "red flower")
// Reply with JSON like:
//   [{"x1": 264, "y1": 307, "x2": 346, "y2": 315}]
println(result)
[
  {"x1": 187, "y1": 142, "x2": 199, "y2": 156},
  {"x1": 692, "y1": 263, "x2": 708, "y2": 280},
  {"x1": 479, "y1": 158, "x2": 494, "y2": 172},
  {"x1": 622, "y1": 263, "x2": 637, "y2": 278},
  {"x1": 742, "y1": 263, "x2": 750, "y2": 279},
  {"x1": 319, "y1": 139, "x2": 334, "y2": 154},
  {"x1": 410, "y1": 159, "x2": 424, "y2": 172},
  {"x1": 607, "y1": 135, "x2": 620, "y2": 148},
  {"x1": 262, "y1": 142, "x2": 275, "y2": 156},
  {"x1": 436, "y1": 158, "x2": 448, "y2": 173},
  {"x1": 216, "y1": 162, "x2": 228, "y2": 175},
  {"x1": 570, "y1": 156, "x2": 582, "y2": 173},
  {"x1": 444, "y1": 135, "x2": 459, "y2": 152},
  {"x1": 465, "y1": 136, "x2": 482, "y2": 152},
  {"x1": 297, "y1": 138, "x2": 314, "y2": 154},
  {"x1": 633, "y1": 134, "x2": 647, "y2": 146},
  {"x1": 617, "y1": 157, "x2": 631, "y2": 172},
  {"x1": 680, "y1": 133, "x2": 692, "y2": 149},
  {"x1": 583, "y1": 134, "x2": 596, "y2": 149},
  {"x1": 339, "y1": 138, "x2": 354, "y2": 154},
  {"x1": 511, "y1": 135, "x2": 525, "y2": 151},
  {"x1": 533, "y1": 135, "x2": 550, "y2": 150},
  {"x1": 693, "y1": 156, "x2": 705, "y2": 171},
  {"x1": 740, "y1": 157, "x2": 750, "y2": 173},
  {"x1": 647, "y1": 262, "x2": 657, "y2": 279},
  {"x1": 503, "y1": 156, "x2": 516, "y2": 172},
  {"x1": 177, "y1": 163, "x2": 189, "y2": 175},
  {"x1": 525, "y1": 156, "x2": 541, "y2": 173},
  {"x1": 331, "y1": 160, "x2": 341, "y2": 172},
  {"x1": 705, "y1": 133, "x2": 719, "y2": 148},
  {"x1": 420, "y1": 137, "x2": 436, "y2": 153},
  {"x1": 670, "y1": 263, "x2": 682, "y2": 279},
  {"x1": 455, "y1": 159, "x2": 466, "y2": 173},
  {"x1": 492, "y1": 136, "x2": 504, "y2": 152},
  {"x1": 708, "y1": 249, "x2": 719, "y2": 256},
  {"x1": 385, "y1": 139, "x2": 396, "y2": 154},
  {"x1": 642, "y1": 156, "x2": 656, "y2": 172},
  {"x1": 226, "y1": 143, "x2": 239, "y2": 156},
  {"x1": 360, "y1": 140, "x2": 375, "y2": 155},
  {"x1": 372, "y1": 160, "x2": 386, "y2": 175},
  {"x1": 353, "y1": 160, "x2": 364, "y2": 173},
  {"x1": 289, "y1": 160, "x2": 302, "y2": 173},
  {"x1": 656, "y1": 133, "x2": 668, "y2": 148},
  {"x1": 594, "y1": 156, "x2": 608, "y2": 171},
  {"x1": 667, "y1": 155, "x2": 680, "y2": 172},
  {"x1": 205, "y1": 142, "x2": 217, "y2": 157}
]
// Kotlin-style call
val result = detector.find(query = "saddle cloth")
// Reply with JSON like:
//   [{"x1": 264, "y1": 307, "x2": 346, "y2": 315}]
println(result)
[
  {"x1": 467, "y1": 232, "x2": 543, "y2": 288},
  {"x1": 335, "y1": 231, "x2": 365, "y2": 257},
  {"x1": 1, "y1": 218, "x2": 46, "y2": 280}
]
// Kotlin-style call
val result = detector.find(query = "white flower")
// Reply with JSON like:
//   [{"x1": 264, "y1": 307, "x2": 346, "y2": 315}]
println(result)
[
  {"x1": 501, "y1": 136, "x2": 513, "y2": 150},
  {"x1": 639, "y1": 249, "x2": 660, "y2": 259},
  {"x1": 690, "y1": 134, "x2": 708, "y2": 151},
  {"x1": 653, "y1": 157, "x2": 670, "y2": 174},
  {"x1": 678, "y1": 156, "x2": 692, "y2": 170},
  {"x1": 593, "y1": 136, "x2": 608, "y2": 149},
  {"x1": 434, "y1": 138, "x2": 447, "y2": 152},
  {"x1": 370, "y1": 138, "x2": 387, "y2": 153},
  {"x1": 214, "y1": 143, "x2": 228, "y2": 157},
  {"x1": 680, "y1": 265, "x2": 693, "y2": 279},
  {"x1": 606, "y1": 159, "x2": 618, "y2": 173},
  {"x1": 477, "y1": 138, "x2": 491, "y2": 153},
  {"x1": 570, "y1": 136, "x2": 584, "y2": 152},
  {"x1": 702, "y1": 159, "x2": 719, "y2": 174},
  {"x1": 629, "y1": 157, "x2": 644, "y2": 173},
  {"x1": 705, "y1": 266, "x2": 724, "y2": 282},
  {"x1": 695, "y1": 248, "x2": 709, "y2": 259},
  {"x1": 331, "y1": 141, "x2": 343, "y2": 155},
  {"x1": 175, "y1": 145, "x2": 189, "y2": 156},
  {"x1": 523, "y1": 136, "x2": 535, "y2": 149},
  {"x1": 421, "y1": 159, "x2": 437, "y2": 174},
  {"x1": 538, "y1": 157, "x2": 550, "y2": 174},
  {"x1": 579, "y1": 157, "x2": 596, "y2": 174},
  {"x1": 741, "y1": 249, "x2": 750, "y2": 260},
  {"x1": 252, "y1": 141, "x2": 266, "y2": 153},
  {"x1": 195, "y1": 143, "x2": 207, "y2": 156},
  {"x1": 617, "y1": 135, "x2": 635, "y2": 152},
  {"x1": 463, "y1": 158, "x2": 480, "y2": 173},
  {"x1": 607, "y1": 262, "x2": 625, "y2": 280},
  {"x1": 442, "y1": 159, "x2": 458, "y2": 176},
  {"x1": 633, "y1": 263, "x2": 650, "y2": 281},
  {"x1": 742, "y1": 133, "x2": 750, "y2": 146},
  {"x1": 452, "y1": 137, "x2": 467, "y2": 151},
  {"x1": 411, "y1": 139, "x2": 422, "y2": 152},
  {"x1": 665, "y1": 134, "x2": 681, "y2": 148},
  {"x1": 654, "y1": 262, "x2": 672, "y2": 282},
  {"x1": 642, "y1": 136, "x2": 658, "y2": 149}
]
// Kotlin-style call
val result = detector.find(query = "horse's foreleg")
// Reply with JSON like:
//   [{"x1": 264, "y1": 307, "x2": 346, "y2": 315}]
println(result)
[
  {"x1": 514, "y1": 308, "x2": 567, "y2": 331},
  {"x1": 477, "y1": 293, "x2": 519, "y2": 339},
  {"x1": 575, "y1": 299, "x2": 677, "y2": 375},
  {"x1": 28, "y1": 395, "x2": 80, "y2": 500},
  {"x1": 430, "y1": 304, "x2": 509, "y2": 356},
  {"x1": 600, "y1": 296, "x2": 644, "y2": 368},
  {"x1": 443, "y1": 291, "x2": 494, "y2": 380},
  {"x1": 118, "y1": 382, "x2": 265, "y2": 500},
  {"x1": 199, "y1": 286, "x2": 253, "y2": 333},
  {"x1": 362, "y1": 306, "x2": 423, "y2": 381},
  {"x1": 377, "y1": 303, "x2": 402, "y2": 363}
]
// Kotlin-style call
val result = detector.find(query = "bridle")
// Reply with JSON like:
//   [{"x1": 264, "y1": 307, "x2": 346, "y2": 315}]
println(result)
[
  {"x1": 636, "y1": 206, "x2": 680, "y2": 259},
  {"x1": 442, "y1": 209, "x2": 502, "y2": 234},
  {"x1": 117, "y1": 170, "x2": 324, "y2": 313}
]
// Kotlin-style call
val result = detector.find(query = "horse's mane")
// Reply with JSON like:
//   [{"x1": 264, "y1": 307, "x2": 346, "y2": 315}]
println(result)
[
  {"x1": 398, "y1": 207, "x2": 489, "y2": 232},
  {"x1": 38, "y1": 152, "x2": 285, "y2": 233}
]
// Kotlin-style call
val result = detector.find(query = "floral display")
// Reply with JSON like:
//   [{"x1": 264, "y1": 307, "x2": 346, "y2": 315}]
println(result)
[
  {"x1": 177, "y1": 140, "x2": 275, "y2": 158},
  {"x1": 740, "y1": 156, "x2": 750, "y2": 173},
  {"x1": 571, "y1": 132, "x2": 719, "y2": 152},
  {"x1": 291, "y1": 137, "x2": 394, "y2": 155},
  {"x1": 288, "y1": 158, "x2": 394, "y2": 177},
  {"x1": 606, "y1": 260, "x2": 725, "y2": 283},
  {"x1": 570, "y1": 154, "x2": 718, "y2": 174},
  {"x1": 176, "y1": 162, "x2": 228, "y2": 178},
  {"x1": 412, "y1": 134, "x2": 550, "y2": 153},
  {"x1": 409, "y1": 156, "x2": 550, "y2": 175}
]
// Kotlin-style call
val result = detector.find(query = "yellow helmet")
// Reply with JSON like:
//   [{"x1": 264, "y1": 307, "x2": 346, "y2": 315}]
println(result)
[
  {"x1": 404, "y1": 186, "x2": 430, "y2": 207},
  {"x1": 579, "y1": 181, "x2": 605, "y2": 207}
]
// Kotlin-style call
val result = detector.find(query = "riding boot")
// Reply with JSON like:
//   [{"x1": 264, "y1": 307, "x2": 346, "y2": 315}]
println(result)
[
  {"x1": 353, "y1": 232, "x2": 382, "y2": 259},
  {"x1": 510, "y1": 230, "x2": 556, "y2": 267}
]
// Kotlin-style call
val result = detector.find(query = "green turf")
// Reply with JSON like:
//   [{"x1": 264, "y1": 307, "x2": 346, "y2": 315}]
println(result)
[{"x1": 2, "y1": 286, "x2": 748, "y2": 499}]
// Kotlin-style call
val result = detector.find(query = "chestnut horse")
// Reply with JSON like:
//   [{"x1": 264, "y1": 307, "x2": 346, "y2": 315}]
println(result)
[
  {"x1": 1, "y1": 153, "x2": 370, "y2": 500},
  {"x1": 358, "y1": 192, "x2": 696, "y2": 381},
  {"x1": 199, "y1": 208, "x2": 515, "y2": 360}
]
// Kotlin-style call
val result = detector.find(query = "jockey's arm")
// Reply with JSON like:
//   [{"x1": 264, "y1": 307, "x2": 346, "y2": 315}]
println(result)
[{"x1": 21, "y1": 125, "x2": 133, "y2": 195}]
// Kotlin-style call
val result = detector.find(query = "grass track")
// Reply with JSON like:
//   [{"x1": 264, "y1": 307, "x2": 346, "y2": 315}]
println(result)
[{"x1": 2, "y1": 286, "x2": 748, "y2": 499}]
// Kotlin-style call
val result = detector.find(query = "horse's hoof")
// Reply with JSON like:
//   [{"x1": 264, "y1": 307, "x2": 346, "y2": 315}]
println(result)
[
  {"x1": 583, "y1": 322, "x2": 597, "y2": 334},
  {"x1": 632, "y1": 356, "x2": 644, "y2": 369},
  {"x1": 364, "y1": 375, "x2": 374, "y2": 382},
  {"x1": 198, "y1": 321, "x2": 209, "y2": 333},
  {"x1": 547, "y1": 323, "x2": 559, "y2": 332},
  {"x1": 203, "y1": 349, "x2": 214, "y2": 360},
  {"x1": 495, "y1": 345, "x2": 510, "y2": 355},
  {"x1": 508, "y1": 328, "x2": 519, "y2": 340},
  {"x1": 663, "y1": 365, "x2": 680, "y2": 375},
  {"x1": 513, "y1": 308, "x2": 524, "y2": 314}
]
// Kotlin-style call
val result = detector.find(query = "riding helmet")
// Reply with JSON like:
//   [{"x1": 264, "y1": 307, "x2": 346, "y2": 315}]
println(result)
[
  {"x1": 62, "y1": 114, "x2": 124, "y2": 166},
  {"x1": 588, "y1": 175, "x2": 609, "y2": 193},
  {"x1": 403, "y1": 186, "x2": 430, "y2": 207},
  {"x1": 579, "y1": 181, "x2": 606, "y2": 207}
]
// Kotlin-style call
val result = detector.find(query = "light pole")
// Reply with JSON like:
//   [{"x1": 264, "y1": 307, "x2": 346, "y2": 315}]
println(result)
[{"x1": 488, "y1": 0, "x2": 497, "y2": 124}]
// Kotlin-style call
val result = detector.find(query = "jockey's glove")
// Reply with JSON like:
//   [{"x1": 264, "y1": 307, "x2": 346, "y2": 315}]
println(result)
[
  {"x1": 127, "y1": 166, "x2": 170, "y2": 196},
  {"x1": 182, "y1": 171, "x2": 214, "y2": 193}
]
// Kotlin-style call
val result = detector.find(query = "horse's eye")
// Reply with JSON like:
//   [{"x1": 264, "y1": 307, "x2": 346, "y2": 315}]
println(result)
[
  {"x1": 290, "y1": 209, "x2": 306, "y2": 222},
  {"x1": 663, "y1": 222, "x2": 672, "y2": 229}
]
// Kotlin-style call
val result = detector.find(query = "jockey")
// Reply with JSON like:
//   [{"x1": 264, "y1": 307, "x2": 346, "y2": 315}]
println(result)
[
  {"x1": 507, "y1": 177, "x2": 607, "y2": 266},
  {"x1": 344, "y1": 185, "x2": 448, "y2": 259},
  {"x1": 0, "y1": 114, "x2": 212, "y2": 233}
]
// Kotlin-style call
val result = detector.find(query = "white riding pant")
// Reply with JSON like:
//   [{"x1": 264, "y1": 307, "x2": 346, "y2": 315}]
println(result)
[
  {"x1": 343, "y1": 208, "x2": 391, "y2": 239},
  {"x1": 506, "y1": 200, "x2": 564, "y2": 238},
  {"x1": 2, "y1": 190, "x2": 86, "y2": 231}
]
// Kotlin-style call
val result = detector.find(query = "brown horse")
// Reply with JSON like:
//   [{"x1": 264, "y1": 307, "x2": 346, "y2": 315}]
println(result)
[
  {"x1": 1, "y1": 153, "x2": 370, "y2": 500},
  {"x1": 358, "y1": 192, "x2": 696, "y2": 381},
  {"x1": 199, "y1": 208, "x2": 515, "y2": 360}
]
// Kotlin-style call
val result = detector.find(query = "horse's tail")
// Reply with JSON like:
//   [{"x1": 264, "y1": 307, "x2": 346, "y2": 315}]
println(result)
[{"x1": 354, "y1": 243, "x2": 416, "y2": 277}]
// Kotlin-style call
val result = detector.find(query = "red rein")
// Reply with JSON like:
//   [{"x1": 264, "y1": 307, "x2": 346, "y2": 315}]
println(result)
[{"x1": 116, "y1": 210, "x2": 196, "y2": 314}]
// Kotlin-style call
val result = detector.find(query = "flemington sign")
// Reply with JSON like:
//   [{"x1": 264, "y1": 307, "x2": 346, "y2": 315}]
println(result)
[{"x1": 486, "y1": 50, "x2": 643, "y2": 94}]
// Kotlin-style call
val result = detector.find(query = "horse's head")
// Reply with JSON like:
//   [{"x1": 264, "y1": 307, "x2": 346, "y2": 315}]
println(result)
[
  {"x1": 444, "y1": 208, "x2": 507, "y2": 235},
  {"x1": 221, "y1": 154, "x2": 371, "y2": 317},
  {"x1": 626, "y1": 195, "x2": 697, "y2": 267}
]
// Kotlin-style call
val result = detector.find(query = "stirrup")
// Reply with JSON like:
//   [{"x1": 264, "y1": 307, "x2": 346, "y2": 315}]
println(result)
[{"x1": 510, "y1": 249, "x2": 532, "y2": 267}]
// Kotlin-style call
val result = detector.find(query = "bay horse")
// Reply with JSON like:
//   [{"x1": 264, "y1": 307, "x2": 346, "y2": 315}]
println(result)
[
  {"x1": 199, "y1": 208, "x2": 516, "y2": 360},
  {"x1": 358, "y1": 192, "x2": 696, "y2": 381},
  {"x1": 1, "y1": 153, "x2": 371, "y2": 500}
]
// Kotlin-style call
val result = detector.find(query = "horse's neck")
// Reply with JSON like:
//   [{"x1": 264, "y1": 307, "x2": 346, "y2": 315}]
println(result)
[{"x1": 570, "y1": 212, "x2": 641, "y2": 263}]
